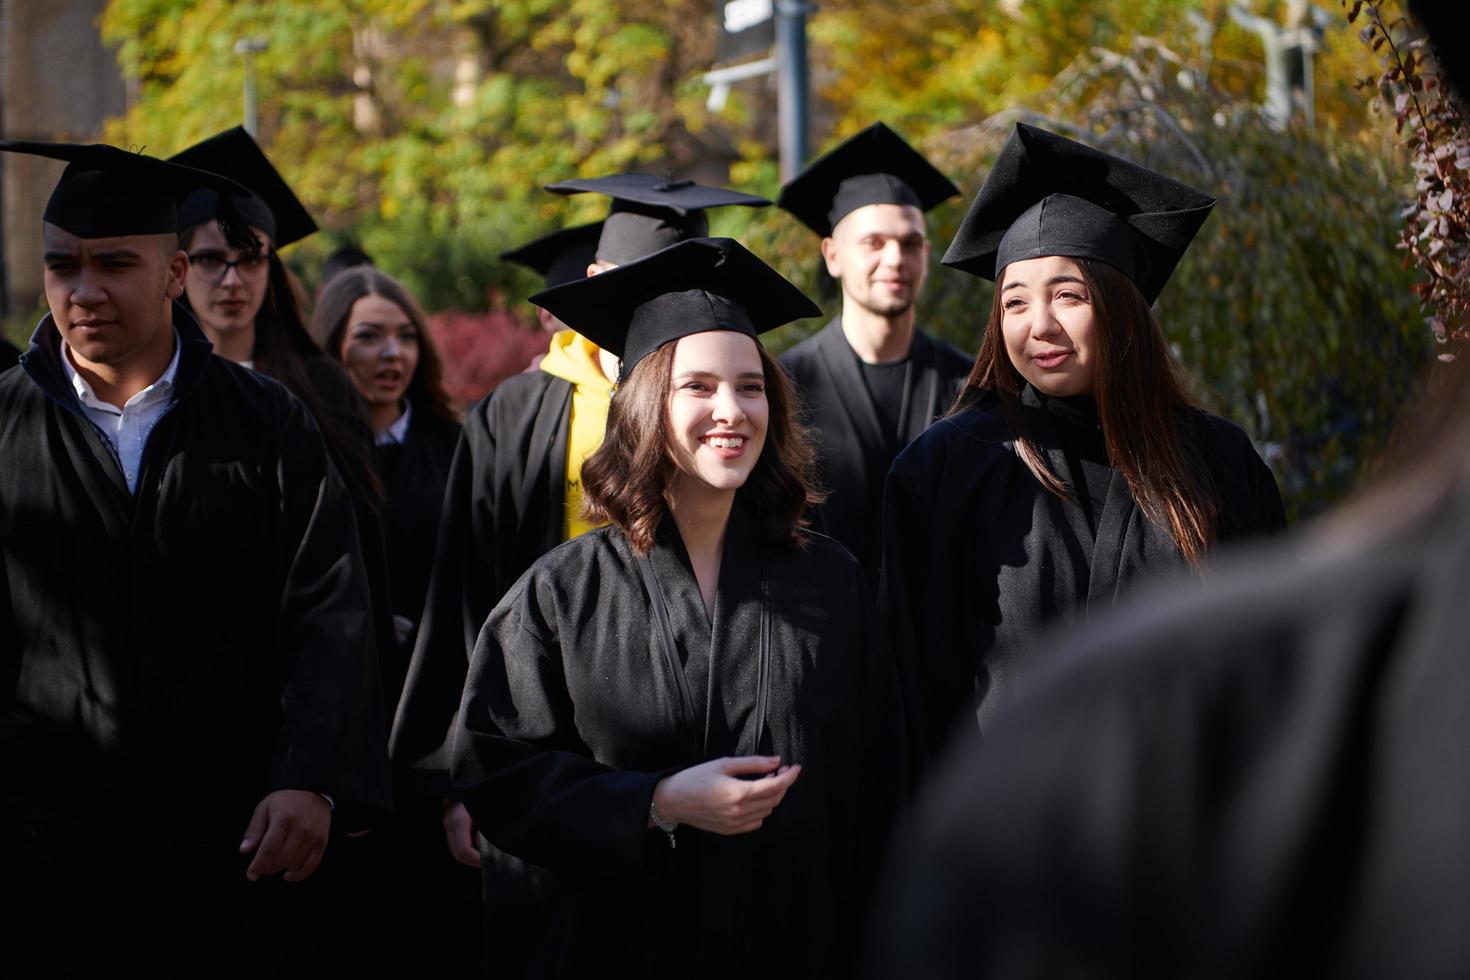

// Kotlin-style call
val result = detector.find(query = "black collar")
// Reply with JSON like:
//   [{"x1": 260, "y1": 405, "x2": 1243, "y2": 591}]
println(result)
[{"x1": 22, "y1": 302, "x2": 215, "y2": 409}]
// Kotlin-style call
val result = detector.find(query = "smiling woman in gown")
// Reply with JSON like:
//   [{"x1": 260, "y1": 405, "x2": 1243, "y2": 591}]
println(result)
[
  {"x1": 882, "y1": 124, "x2": 1287, "y2": 766},
  {"x1": 450, "y1": 237, "x2": 905, "y2": 978}
]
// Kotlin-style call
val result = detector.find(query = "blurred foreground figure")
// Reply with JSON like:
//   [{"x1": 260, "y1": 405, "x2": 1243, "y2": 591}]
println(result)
[
  {"x1": 871, "y1": 5, "x2": 1470, "y2": 974},
  {"x1": 0, "y1": 141, "x2": 390, "y2": 977}
]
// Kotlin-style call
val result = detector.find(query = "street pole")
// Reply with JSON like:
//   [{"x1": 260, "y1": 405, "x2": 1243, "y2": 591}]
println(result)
[
  {"x1": 775, "y1": 0, "x2": 811, "y2": 182},
  {"x1": 234, "y1": 38, "x2": 269, "y2": 137}
]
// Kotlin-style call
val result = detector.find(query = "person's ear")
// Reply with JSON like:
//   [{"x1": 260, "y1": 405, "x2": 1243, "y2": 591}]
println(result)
[
  {"x1": 820, "y1": 236, "x2": 842, "y2": 279},
  {"x1": 164, "y1": 248, "x2": 188, "y2": 301}
]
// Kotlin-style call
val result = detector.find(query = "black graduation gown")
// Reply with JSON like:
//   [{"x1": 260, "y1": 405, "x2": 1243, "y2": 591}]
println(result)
[
  {"x1": 295, "y1": 355, "x2": 402, "y2": 723},
  {"x1": 0, "y1": 310, "x2": 392, "y2": 978},
  {"x1": 881, "y1": 385, "x2": 1286, "y2": 764},
  {"x1": 377, "y1": 405, "x2": 462, "y2": 707},
  {"x1": 0, "y1": 338, "x2": 19, "y2": 373},
  {"x1": 391, "y1": 370, "x2": 571, "y2": 786},
  {"x1": 321, "y1": 403, "x2": 476, "y2": 976},
  {"x1": 780, "y1": 318, "x2": 971, "y2": 579},
  {"x1": 451, "y1": 505, "x2": 905, "y2": 979},
  {"x1": 870, "y1": 476, "x2": 1470, "y2": 979},
  {"x1": 387, "y1": 370, "x2": 572, "y2": 977}
]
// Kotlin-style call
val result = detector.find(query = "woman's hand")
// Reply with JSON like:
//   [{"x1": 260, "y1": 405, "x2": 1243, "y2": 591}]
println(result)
[{"x1": 651, "y1": 756, "x2": 801, "y2": 836}]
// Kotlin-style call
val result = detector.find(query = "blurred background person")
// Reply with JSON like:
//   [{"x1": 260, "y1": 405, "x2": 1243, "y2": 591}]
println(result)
[
  {"x1": 170, "y1": 126, "x2": 398, "y2": 717},
  {"x1": 316, "y1": 242, "x2": 375, "y2": 297},
  {"x1": 777, "y1": 122, "x2": 972, "y2": 582},
  {"x1": 311, "y1": 265, "x2": 478, "y2": 973}
]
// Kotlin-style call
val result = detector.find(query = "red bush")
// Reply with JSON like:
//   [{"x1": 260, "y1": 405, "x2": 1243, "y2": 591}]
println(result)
[{"x1": 427, "y1": 301, "x2": 553, "y2": 409}]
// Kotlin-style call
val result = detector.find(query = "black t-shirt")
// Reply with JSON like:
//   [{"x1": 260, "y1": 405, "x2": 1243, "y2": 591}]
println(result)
[{"x1": 859, "y1": 357, "x2": 909, "y2": 446}]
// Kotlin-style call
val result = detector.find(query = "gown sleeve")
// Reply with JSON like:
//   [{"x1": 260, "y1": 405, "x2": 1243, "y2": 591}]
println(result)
[
  {"x1": 389, "y1": 397, "x2": 501, "y2": 795},
  {"x1": 450, "y1": 572, "x2": 675, "y2": 881},
  {"x1": 268, "y1": 391, "x2": 392, "y2": 823},
  {"x1": 879, "y1": 458, "x2": 937, "y2": 784}
]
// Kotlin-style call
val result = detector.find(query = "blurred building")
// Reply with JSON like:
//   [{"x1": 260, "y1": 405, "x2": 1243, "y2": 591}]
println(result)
[{"x1": 0, "y1": 0, "x2": 127, "y2": 319}]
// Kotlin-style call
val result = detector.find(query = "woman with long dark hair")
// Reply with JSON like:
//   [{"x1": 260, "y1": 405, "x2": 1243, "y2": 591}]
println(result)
[
  {"x1": 882, "y1": 123, "x2": 1286, "y2": 764},
  {"x1": 451, "y1": 238, "x2": 904, "y2": 978},
  {"x1": 311, "y1": 267, "x2": 479, "y2": 973},
  {"x1": 312, "y1": 267, "x2": 459, "y2": 697}
]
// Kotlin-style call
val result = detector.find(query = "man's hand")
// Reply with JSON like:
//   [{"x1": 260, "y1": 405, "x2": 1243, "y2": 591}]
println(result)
[
  {"x1": 239, "y1": 789, "x2": 332, "y2": 882},
  {"x1": 442, "y1": 800, "x2": 482, "y2": 868}
]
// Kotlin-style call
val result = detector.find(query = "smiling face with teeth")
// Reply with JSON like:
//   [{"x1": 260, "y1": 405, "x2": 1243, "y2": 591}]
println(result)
[{"x1": 664, "y1": 330, "x2": 770, "y2": 497}]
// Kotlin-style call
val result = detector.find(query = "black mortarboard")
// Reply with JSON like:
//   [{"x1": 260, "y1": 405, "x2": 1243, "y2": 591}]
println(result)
[
  {"x1": 501, "y1": 221, "x2": 604, "y2": 288},
  {"x1": 543, "y1": 174, "x2": 770, "y2": 266},
  {"x1": 529, "y1": 237, "x2": 820, "y2": 383},
  {"x1": 169, "y1": 127, "x2": 318, "y2": 247},
  {"x1": 0, "y1": 139, "x2": 255, "y2": 244},
  {"x1": 942, "y1": 123, "x2": 1216, "y2": 304},
  {"x1": 776, "y1": 122, "x2": 960, "y2": 236}
]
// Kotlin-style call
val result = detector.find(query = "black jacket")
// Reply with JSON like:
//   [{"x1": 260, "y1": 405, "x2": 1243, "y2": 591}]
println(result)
[
  {"x1": 780, "y1": 319, "x2": 970, "y2": 579},
  {"x1": 390, "y1": 370, "x2": 571, "y2": 792},
  {"x1": 882, "y1": 386, "x2": 1287, "y2": 764},
  {"x1": 0, "y1": 309, "x2": 392, "y2": 976}
]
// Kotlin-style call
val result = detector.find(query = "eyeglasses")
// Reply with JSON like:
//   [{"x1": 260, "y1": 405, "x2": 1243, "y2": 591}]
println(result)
[{"x1": 188, "y1": 250, "x2": 271, "y2": 282}]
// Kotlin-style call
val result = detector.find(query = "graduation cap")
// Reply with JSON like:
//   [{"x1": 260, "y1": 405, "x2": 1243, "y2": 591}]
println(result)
[
  {"x1": 543, "y1": 174, "x2": 770, "y2": 267},
  {"x1": 529, "y1": 237, "x2": 820, "y2": 383},
  {"x1": 942, "y1": 123, "x2": 1216, "y2": 304},
  {"x1": 776, "y1": 122, "x2": 960, "y2": 237},
  {"x1": 0, "y1": 139, "x2": 257, "y2": 245},
  {"x1": 500, "y1": 221, "x2": 604, "y2": 289},
  {"x1": 168, "y1": 126, "x2": 318, "y2": 248}
]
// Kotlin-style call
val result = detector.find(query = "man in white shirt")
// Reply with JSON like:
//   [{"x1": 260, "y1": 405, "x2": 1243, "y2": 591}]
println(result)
[{"x1": 0, "y1": 140, "x2": 391, "y2": 976}]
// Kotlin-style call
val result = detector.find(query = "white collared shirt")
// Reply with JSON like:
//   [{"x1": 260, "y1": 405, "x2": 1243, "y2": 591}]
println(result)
[
  {"x1": 375, "y1": 401, "x2": 412, "y2": 447},
  {"x1": 60, "y1": 333, "x2": 181, "y2": 493}
]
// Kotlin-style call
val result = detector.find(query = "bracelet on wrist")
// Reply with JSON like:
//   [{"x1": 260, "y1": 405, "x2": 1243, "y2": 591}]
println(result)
[{"x1": 649, "y1": 800, "x2": 677, "y2": 848}]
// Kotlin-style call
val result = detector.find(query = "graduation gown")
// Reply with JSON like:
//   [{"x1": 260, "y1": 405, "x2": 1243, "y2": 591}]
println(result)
[
  {"x1": 387, "y1": 370, "x2": 572, "y2": 978},
  {"x1": 320, "y1": 405, "x2": 475, "y2": 975},
  {"x1": 390, "y1": 370, "x2": 571, "y2": 792},
  {"x1": 870, "y1": 474, "x2": 1470, "y2": 980},
  {"x1": 451, "y1": 505, "x2": 904, "y2": 979},
  {"x1": 377, "y1": 405, "x2": 462, "y2": 708},
  {"x1": 881, "y1": 384, "x2": 1286, "y2": 763},
  {"x1": 0, "y1": 338, "x2": 19, "y2": 373},
  {"x1": 780, "y1": 318, "x2": 971, "y2": 577},
  {"x1": 0, "y1": 310, "x2": 392, "y2": 978}
]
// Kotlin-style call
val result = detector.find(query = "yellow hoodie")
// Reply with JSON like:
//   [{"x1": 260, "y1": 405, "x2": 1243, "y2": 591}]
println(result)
[{"x1": 538, "y1": 329, "x2": 615, "y2": 540}]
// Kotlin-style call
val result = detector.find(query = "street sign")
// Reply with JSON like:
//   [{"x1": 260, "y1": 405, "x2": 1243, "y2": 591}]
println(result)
[{"x1": 716, "y1": 0, "x2": 775, "y2": 64}]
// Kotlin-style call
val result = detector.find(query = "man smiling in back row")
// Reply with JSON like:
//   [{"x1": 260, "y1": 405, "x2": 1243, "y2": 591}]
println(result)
[{"x1": 778, "y1": 123, "x2": 972, "y2": 581}]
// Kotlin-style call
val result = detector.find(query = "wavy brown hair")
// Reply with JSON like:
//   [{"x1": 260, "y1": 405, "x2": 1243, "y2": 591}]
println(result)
[
  {"x1": 310, "y1": 266, "x2": 456, "y2": 422},
  {"x1": 581, "y1": 338, "x2": 822, "y2": 555},
  {"x1": 952, "y1": 258, "x2": 1219, "y2": 564}
]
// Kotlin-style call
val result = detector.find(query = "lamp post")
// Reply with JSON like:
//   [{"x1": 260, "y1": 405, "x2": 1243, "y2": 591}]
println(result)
[
  {"x1": 775, "y1": 0, "x2": 812, "y2": 180},
  {"x1": 234, "y1": 38, "x2": 269, "y2": 137}
]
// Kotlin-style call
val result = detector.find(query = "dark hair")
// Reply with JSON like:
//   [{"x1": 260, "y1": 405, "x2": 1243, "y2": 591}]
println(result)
[
  {"x1": 319, "y1": 244, "x2": 375, "y2": 291},
  {"x1": 581, "y1": 339, "x2": 822, "y2": 555},
  {"x1": 310, "y1": 266, "x2": 456, "y2": 422},
  {"x1": 179, "y1": 222, "x2": 382, "y2": 506},
  {"x1": 952, "y1": 258, "x2": 1218, "y2": 564}
]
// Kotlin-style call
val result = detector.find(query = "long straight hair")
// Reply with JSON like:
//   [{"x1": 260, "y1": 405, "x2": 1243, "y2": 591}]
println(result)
[
  {"x1": 952, "y1": 258, "x2": 1218, "y2": 563},
  {"x1": 581, "y1": 339, "x2": 822, "y2": 555}
]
